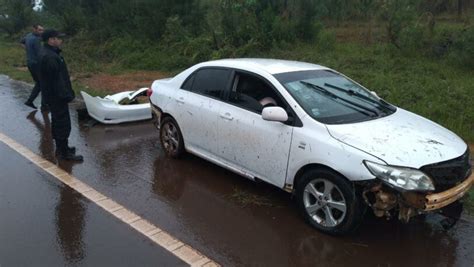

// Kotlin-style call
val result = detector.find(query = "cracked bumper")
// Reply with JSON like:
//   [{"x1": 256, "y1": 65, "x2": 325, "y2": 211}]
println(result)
[
  {"x1": 424, "y1": 173, "x2": 473, "y2": 211},
  {"x1": 150, "y1": 103, "x2": 162, "y2": 130},
  {"x1": 365, "y1": 173, "x2": 473, "y2": 221}
]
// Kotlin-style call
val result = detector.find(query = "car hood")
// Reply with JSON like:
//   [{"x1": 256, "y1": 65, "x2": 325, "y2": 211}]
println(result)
[{"x1": 325, "y1": 108, "x2": 467, "y2": 168}]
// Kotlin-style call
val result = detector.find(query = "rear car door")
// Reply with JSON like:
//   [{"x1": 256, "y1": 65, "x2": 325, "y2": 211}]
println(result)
[
  {"x1": 174, "y1": 68, "x2": 231, "y2": 157},
  {"x1": 217, "y1": 71, "x2": 295, "y2": 187}
]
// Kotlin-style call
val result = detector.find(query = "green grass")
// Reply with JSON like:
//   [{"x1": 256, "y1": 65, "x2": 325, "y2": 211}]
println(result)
[
  {"x1": 0, "y1": 41, "x2": 33, "y2": 81},
  {"x1": 71, "y1": 81, "x2": 108, "y2": 98}
]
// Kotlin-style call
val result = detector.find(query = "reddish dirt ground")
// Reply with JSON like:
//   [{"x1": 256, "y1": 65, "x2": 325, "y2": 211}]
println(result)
[{"x1": 79, "y1": 71, "x2": 170, "y2": 93}]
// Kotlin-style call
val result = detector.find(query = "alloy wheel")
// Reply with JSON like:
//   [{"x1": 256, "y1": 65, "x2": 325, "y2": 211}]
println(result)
[
  {"x1": 303, "y1": 178, "x2": 347, "y2": 227},
  {"x1": 161, "y1": 122, "x2": 179, "y2": 154}
]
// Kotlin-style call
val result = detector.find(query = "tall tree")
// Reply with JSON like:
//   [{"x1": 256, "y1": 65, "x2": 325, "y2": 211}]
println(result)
[{"x1": 0, "y1": 0, "x2": 35, "y2": 35}]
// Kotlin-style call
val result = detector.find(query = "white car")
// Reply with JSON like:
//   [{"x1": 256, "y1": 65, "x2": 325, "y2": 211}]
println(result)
[{"x1": 149, "y1": 59, "x2": 472, "y2": 235}]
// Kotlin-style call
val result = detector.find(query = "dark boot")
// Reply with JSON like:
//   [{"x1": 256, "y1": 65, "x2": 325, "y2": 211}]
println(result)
[
  {"x1": 63, "y1": 139, "x2": 76, "y2": 154},
  {"x1": 54, "y1": 138, "x2": 75, "y2": 155},
  {"x1": 55, "y1": 146, "x2": 76, "y2": 156},
  {"x1": 58, "y1": 151, "x2": 84, "y2": 162},
  {"x1": 55, "y1": 139, "x2": 83, "y2": 162}
]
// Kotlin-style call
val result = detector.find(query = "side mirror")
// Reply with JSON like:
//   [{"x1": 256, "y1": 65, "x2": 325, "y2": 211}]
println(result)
[
  {"x1": 262, "y1": 106, "x2": 288, "y2": 122},
  {"x1": 371, "y1": 91, "x2": 379, "y2": 98}
]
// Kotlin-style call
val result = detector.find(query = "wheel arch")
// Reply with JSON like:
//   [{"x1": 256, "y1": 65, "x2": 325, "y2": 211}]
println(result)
[
  {"x1": 160, "y1": 112, "x2": 174, "y2": 122},
  {"x1": 293, "y1": 163, "x2": 367, "y2": 234},
  {"x1": 292, "y1": 163, "x2": 355, "y2": 194}
]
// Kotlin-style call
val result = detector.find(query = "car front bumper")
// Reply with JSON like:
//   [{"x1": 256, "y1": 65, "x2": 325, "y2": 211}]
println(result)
[
  {"x1": 422, "y1": 173, "x2": 473, "y2": 211},
  {"x1": 363, "y1": 173, "x2": 473, "y2": 222}
]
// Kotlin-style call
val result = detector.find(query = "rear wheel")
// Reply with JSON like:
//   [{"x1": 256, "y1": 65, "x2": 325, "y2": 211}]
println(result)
[
  {"x1": 160, "y1": 117, "x2": 184, "y2": 158},
  {"x1": 295, "y1": 169, "x2": 365, "y2": 235}
]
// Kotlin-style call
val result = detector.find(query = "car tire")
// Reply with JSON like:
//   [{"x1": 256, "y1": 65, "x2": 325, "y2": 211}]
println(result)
[
  {"x1": 160, "y1": 116, "x2": 185, "y2": 158},
  {"x1": 295, "y1": 168, "x2": 365, "y2": 235}
]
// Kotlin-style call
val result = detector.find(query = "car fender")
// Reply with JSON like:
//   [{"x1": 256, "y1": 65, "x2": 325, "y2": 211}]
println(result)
[
  {"x1": 150, "y1": 79, "x2": 178, "y2": 116},
  {"x1": 286, "y1": 116, "x2": 382, "y2": 187}
]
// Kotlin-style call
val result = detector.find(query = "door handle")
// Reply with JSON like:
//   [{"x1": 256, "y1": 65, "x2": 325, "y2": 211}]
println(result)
[
  {"x1": 176, "y1": 97, "x2": 185, "y2": 104},
  {"x1": 220, "y1": 112, "x2": 233, "y2": 121}
]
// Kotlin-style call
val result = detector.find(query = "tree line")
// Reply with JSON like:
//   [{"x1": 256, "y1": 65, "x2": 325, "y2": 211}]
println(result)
[{"x1": 1, "y1": 0, "x2": 473, "y2": 69}]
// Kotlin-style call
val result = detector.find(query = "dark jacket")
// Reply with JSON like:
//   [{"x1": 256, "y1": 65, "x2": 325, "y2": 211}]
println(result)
[
  {"x1": 39, "y1": 44, "x2": 75, "y2": 104},
  {"x1": 21, "y1": 32, "x2": 42, "y2": 65}
]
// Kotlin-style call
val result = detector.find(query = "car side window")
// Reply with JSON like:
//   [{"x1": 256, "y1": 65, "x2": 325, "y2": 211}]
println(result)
[
  {"x1": 229, "y1": 72, "x2": 286, "y2": 114},
  {"x1": 191, "y1": 68, "x2": 230, "y2": 99},
  {"x1": 181, "y1": 73, "x2": 195, "y2": 90}
]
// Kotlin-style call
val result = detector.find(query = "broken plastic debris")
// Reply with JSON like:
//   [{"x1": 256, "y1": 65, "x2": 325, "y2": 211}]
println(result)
[{"x1": 81, "y1": 88, "x2": 152, "y2": 124}]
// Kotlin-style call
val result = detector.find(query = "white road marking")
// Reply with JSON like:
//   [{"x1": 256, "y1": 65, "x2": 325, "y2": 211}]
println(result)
[{"x1": 0, "y1": 132, "x2": 218, "y2": 267}]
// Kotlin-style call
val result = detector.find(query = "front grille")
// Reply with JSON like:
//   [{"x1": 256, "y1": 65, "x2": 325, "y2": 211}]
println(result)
[{"x1": 420, "y1": 149, "x2": 472, "y2": 192}]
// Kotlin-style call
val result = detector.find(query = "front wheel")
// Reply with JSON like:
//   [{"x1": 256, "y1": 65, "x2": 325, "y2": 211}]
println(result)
[
  {"x1": 295, "y1": 169, "x2": 365, "y2": 235},
  {"x1": 160, "y1": 117, "x2": 185, "y2": 158}
]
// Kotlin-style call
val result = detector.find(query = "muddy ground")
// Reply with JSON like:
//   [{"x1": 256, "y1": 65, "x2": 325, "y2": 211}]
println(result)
[{"x1": 78, "y1": 71, "x2": 170, "y2": 93}]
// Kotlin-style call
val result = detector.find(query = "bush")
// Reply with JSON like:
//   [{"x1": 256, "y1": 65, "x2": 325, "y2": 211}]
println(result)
[
  {"x1": 430, "y1": 25, "x2": 458, "y2": 57},
  {"x1": 0, "y1": 0, "x2": 36, "y2": 36},
  {"x1": 316, "y1": 29, "x2": 336, "y2": 51},
  {"x1": 271, "y1": 16, "x2": 297, "y2": 44},
  {"x1": 398, "y1": 24, "x2": 426, "y2": 54},
  {"x1": 449, "y1": 26, "x2": 474, "y2": 68},
  {"x1": 59, "y1": 6, "x2": 86, "y2": 35},
  {"x1": 159, "y1": 16, "x2": 214, "y2": 69},
  {"x1": 379, "y1": 0, "x2": 419, "y2": 48}
]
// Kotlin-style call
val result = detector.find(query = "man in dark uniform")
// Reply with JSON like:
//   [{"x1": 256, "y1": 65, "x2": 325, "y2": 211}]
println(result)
[
  {"x1": 39, "y1": 29, "x2": 83, "y2": 161},
  {"x1": 22, "y1": 24, "x2": 49, "y2": 111}
]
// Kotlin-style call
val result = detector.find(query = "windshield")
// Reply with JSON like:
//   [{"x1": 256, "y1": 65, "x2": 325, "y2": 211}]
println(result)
[{"x1": 274, "y1": 70, "x2": 396, "y2": 124}]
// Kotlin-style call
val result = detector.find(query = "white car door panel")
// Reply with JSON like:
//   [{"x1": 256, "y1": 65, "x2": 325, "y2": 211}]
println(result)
[
  {"x1": 174, "y1": 68, "x2": 231, "y2": 157},
  {"x1": 174, "y1": 90, "x2": 221, "y2": 156},
  {"x1": 218, "y1": 102, "x2": 293, "y2": 187}
]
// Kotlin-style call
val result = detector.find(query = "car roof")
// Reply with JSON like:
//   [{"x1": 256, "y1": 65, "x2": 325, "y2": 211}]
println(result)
[{"x1": 200, "y1": 58, "x2": 328, "y2": 75}]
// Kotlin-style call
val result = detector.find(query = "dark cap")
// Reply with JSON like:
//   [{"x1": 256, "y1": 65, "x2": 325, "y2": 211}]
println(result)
[{"x1": 42, "y1": 29, "x2": 66, "y2": 42}]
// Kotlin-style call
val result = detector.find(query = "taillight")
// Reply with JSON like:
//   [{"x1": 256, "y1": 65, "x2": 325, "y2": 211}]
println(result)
[{"x1": 146, "y1": 88, "x2": 153, "y2": 97}]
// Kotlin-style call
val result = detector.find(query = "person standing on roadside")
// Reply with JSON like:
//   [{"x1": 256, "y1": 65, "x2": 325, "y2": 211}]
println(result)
[
  {"x1": 39, "y1": 29, "x2": 83, "y2": 161},
  {"x1": 22, "y1": 24, "x2": 49, "y2": 111}
]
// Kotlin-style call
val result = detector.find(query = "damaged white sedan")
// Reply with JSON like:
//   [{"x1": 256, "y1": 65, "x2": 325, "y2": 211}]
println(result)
[
  {"x1": 149, "y1": 59, "x2": 473, "y2": 235},
  {"x1": 81, "y1": 88, "x2": 152, "y2": 124}
]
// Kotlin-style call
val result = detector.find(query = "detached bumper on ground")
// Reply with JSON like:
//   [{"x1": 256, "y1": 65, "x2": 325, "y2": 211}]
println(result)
[{"x1": 81, "y1": 89, "x2": 152, "y2": 124}]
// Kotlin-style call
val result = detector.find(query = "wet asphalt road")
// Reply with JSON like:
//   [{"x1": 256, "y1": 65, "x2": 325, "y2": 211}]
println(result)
[
  {"x1": 0, "y1": 74, "x2": 473, "y2": 267},
  {"x1": 0, "y1": 142, "x2": 186, "y2": 267}
]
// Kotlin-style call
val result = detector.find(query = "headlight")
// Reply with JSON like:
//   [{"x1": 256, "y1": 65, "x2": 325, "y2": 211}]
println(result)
[{"x1": 364, "y1": 161, "x2": 435, "y2": 191}]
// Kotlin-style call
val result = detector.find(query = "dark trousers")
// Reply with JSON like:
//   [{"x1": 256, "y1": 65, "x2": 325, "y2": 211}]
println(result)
[
  {"x1": 50, "y1": 101, "x2": 71, "y2": 152},
  {"x1": 26, "y1": 63, "x2": 47, "y2": 106}
]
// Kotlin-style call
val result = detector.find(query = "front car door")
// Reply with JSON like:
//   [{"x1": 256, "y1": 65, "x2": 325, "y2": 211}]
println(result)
[{"x1": 217, "y1": 71, "x2": 296, "y2": 188}]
